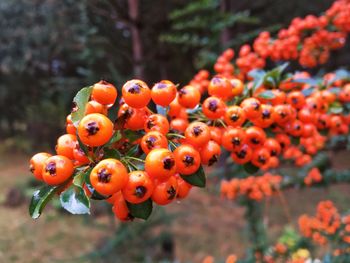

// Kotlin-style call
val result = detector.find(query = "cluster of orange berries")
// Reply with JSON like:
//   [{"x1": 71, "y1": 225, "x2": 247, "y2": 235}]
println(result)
[
  {"x1": 304, "y1": 168, "x2": 322, "y2": 186},
  {"x1": 220, "y1": 173, "x2": 282, "y2": 201},
  {"x1": 298, "y1": 201, "x2": 350, "y2": 245},
  {"x1": 32, "y1": 80, "x2": 219, "y2": 221},
  {"x1": 30, "y1": 63, "x2": 350, "y2": 219},
  {"x1": 29, "y1": 0, "x2": 350, "y2": 222},
  {"x1": 198, "y1": 65, "x2": 350, "y2": 171},
  {"x1": 198, "y1": 0, "x2": 350, "y2": 77}
]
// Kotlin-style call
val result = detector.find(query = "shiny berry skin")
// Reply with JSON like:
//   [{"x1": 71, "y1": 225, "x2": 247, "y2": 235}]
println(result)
[
  {"x1": 184, "y1": 122, "x2": 210, "y2": 147},
  {"x1": 202, "y1": 96, "x2": 226, "y2": 119},
  {"x1": 200, "y1": 140, "x2": 221, "y2": 166},
  {"x1": 221, "y1": 127, "x2": 246, "y2": 151},
  {"x1": 118, "y1": 104, "x2": 151, "y2": 131},
  {"x1": 241, "y1": 98, "x2": 261, "y2": 119},
  {"x1": 151, "y1": 80, "x2": 177, "y2": 106},
  {"x1": 251, "y1": 147, "x2": 271, "y2": 167},
  {"x1": 144, "y1": 114, "x2": 169, "y2": 135},
  {"x1": 145, "y1": 148, "x2": 177, "y2": 181},
  {"x1": 151, "y1": 176, "x2": 178, "y2": 205},
  {"x1": 231, "y1": 144, "x2": 252, "y2": 165},
  {"x1": 112, "y1": 192, "x2": 134, "y2": 222},
  {"x1": 224, "y1": 106, "x2": 246, "y2": 127},
  {"x1": 42, "y1": 155, "x2": 74, "y2": 185},
  {"x1": 91, "y1": 80, "x2": 118, "y2": 105},
  {"x1": 178, "y1": 85, "x2": 201, "y2": 109},
  {"x1": 56, "y1": 134, "x2": 77, "y2": 160},
  {"x1": 30, "y1": 152, "x2": 52, "y2": 181},
  {"x1": 173, "y1": 144, "x2": 201, "y2": 175},
  {"x1": 170, "y1": 118, "x2": 189, "y2": 133},
  {"x1": 140, "y1": 131, "x2": 168, "y2": 154},
  {"x1": 230, "y1": 78, "x2": 244, "y2": 96},
  {"x1": 264, "y1": 138, "x2": 281, "y2": 157},
  {"x1": 85, "y1": 100, "x2": 108, "y2": 115},
  {"x1": 175, "y1": 174, "x2": 192, "y2": 199},
  {"x1": 245, "y1": 126, "x2": 266, "y2": 149},
  {"x1": 78, "y1": 113, "x2": 114, "y2": 147},
  {"x1": 122, "y1": 171, "x2": 154, "y2": 204},
  {"x1": 208, "y1": 76, "x2": 232, "y2": 99},
  {"x1": 122, "y1": 79, "x2": 151, "y2": 109},
  {"x1": 90, "y1": 159, "x2": 128, "y2": 196}
]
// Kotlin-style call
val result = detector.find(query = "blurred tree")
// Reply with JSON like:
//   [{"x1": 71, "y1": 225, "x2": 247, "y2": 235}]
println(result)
[
  {"x1": 1, "y1": 0, "x2": 348, "y2": 150},
  {"x1": 160, "y1": 0, "x2": 279, "y2": 69},
  {"x1": 0, "y1": 0, "x2": 95, "y2": 146}
]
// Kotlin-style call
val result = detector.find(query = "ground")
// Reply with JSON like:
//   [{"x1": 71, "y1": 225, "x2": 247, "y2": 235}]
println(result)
[{"x1": 0, "y1": 153, "x2": 349, "y2": 263}]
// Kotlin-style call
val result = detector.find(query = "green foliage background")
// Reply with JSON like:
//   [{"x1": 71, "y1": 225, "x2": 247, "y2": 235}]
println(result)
[{"x1": 1, "y1": 0, "x2": 346, "y2": 151}]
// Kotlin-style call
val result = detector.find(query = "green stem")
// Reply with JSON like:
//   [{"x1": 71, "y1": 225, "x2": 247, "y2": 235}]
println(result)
[
  {"x1": 167, "y1": 133, "x2": 185, "y2": 139},
  {"x1": 168, "y1": 140, "x2": 178, "y2": 149},
  {"x1": 124, "y1": 156, "x2": 145, "y2": 163},
  {"x1": 244, "y1": 200, "x2": 268, "y2": 262}
]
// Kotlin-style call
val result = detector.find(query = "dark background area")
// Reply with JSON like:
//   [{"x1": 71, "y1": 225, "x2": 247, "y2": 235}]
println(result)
[{"x1": 1, "y1": 0, "x2": 348, "y2": 151}]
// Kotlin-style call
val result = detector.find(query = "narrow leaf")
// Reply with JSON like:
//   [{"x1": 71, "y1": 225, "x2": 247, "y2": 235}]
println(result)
[{"x1": 257, "y1": 90, "x2": 275, "y2": 99}]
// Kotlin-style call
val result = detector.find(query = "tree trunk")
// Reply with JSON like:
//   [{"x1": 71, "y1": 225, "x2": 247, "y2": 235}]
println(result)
[
  {"x1": 220, "y1": 0, "x2": 230, "y2": 47},
  {"x1": 128, "y1": 0, "x2": 144, "y2": 78}
]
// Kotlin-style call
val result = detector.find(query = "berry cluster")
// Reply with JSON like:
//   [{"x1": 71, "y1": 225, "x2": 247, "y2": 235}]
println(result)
[
  {"x1": 29, "y1": 0, "x2": 350, "y2": 227},
  {"x1": 298, "y1": 201, "x2": 349, "y2": 245},
  {"x1": 30, "y1": 59, "x2": 350, "y2": 220},
  {"x1": 193, "y1": 0, "x2": 350, "y2": 78},
  {"x1": 220, "y1": 173, "x2": 282, "y2": 201},
  {"x1": 303, "y1": 167, "x2": 322, "y2": 186},
  {"x1": 31, "y1": 80, "x2": 208, "y2": 221}
]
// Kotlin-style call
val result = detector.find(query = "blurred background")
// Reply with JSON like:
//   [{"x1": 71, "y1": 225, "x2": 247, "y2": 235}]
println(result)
[{"x1": 1, "y1": 0, "x2": 350, "y2": 262}]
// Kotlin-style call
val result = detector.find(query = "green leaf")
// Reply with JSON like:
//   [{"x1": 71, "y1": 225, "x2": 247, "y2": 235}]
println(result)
[
  {"x1": 29, "y1": 185, "x2": 59, "y2": 219},
  {"x1": 124, "y1": 130, "x2": 144, "y2": 143},
  {"x1": 319, "y1": 129, "x2": 329, "y2": 136},
  {"x1": 248, "y1": 69, "x2": 265, "y2": 79},
  {"x1": 257, "y1": 90, "x2": 275, "y2": 99},
  {"x1": 263, "y1": 63, "x2": 289, "y2": 88},
  {"x1": 127, "y1": 199, "x2": 153, "y2": 220},
  {"x1": 103, "y1": 148, "x2": 121, "y2": 159},
  {"x1": 83, "y1": 182, "x2": 110, "y2": 200},
  {"x1": 272, "y1": 62, "x2": 289, "y2": 76},
  {"x1": 291, "y1": 136, "x2": 300, "y2": 145},
  {"x1": 76, "y1": 134, "x2": 90, "y2": 157},
  {"x1": 60, "y1": 186, "x2": 90, "y2": 215},
  {"x1": 329, "y1": 102, "x2": 343, "y2": 114},
  {"x1": 71, "y1": 86, "x2": 93, "y2": 127},
  {"x1": 180, "y1": 166, "x2": 206, "y2": 187},
  {"x1": 73, "y1": 167, "x2": 92, "y2": 187},
  {"x1": 105, "y1": 131, "x2": 122, "y2": 146},
  {"x1": 126, "y1": 144, "x2": 140, "y2": 157},
  {"x1": 248, "y1": 69, "x2": 265, "y2": 93},
  {"x1": 243, "y1": 162, "x2": 259, "y2": 174}
]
